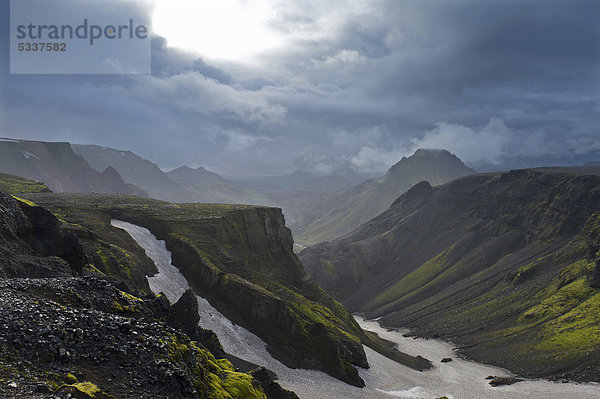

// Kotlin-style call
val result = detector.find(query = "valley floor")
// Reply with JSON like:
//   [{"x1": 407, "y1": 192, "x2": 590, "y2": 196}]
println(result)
[{"x1": 354, "y1": 318, "x2": 600, "y2": 399}]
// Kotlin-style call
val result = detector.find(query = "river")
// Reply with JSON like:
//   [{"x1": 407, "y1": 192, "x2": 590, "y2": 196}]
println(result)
[{"x1": 111, "y1": 220, "x2": 600, "y2": 399}]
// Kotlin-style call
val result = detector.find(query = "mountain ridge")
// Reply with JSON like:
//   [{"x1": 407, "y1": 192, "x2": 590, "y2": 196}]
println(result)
[
  {"x1": 296, "y1": 148, "x2": 474, "y2": 245},
  {"x1": 0, "y1": 139, "x2": 146, "y2": 197},
  {"x1": 72, "y1": 144, "x2": 193, "y2": 202}
]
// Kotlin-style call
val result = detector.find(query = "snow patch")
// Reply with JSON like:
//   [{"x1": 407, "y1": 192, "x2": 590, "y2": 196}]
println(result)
[{"x1": 22, "y1": 151, "x2": 41, "y2": 160}]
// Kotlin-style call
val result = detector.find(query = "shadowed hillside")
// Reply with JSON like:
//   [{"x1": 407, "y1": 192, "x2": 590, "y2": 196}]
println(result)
[
  {"x1": 300, "y1": 168, "x2": 600, "y2": 382},
  {"x1": 0, "y1": 139, "x2": 145, "y2": 197}
]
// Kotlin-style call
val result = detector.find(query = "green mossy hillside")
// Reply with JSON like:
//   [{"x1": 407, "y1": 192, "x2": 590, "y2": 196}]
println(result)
[{"x1": 301, "y1": 169, "x2": 600, "y2": 382}]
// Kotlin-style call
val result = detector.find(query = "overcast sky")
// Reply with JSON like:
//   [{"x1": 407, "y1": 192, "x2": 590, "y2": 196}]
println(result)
[{"x1": 1, "y1": 0, "x2": 599, "y2": 176}]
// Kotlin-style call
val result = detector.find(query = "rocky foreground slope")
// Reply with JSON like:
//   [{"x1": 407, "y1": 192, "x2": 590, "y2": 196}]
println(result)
[
  {"x1": 0, "y1": 184, "x2": 297, "y2": 398},
  {"x1": 301, "y1": 168, "x2": 600, "y2": 382},
  {"x1": 0, "y1": 278, "x2": 285, "y2": 399}
]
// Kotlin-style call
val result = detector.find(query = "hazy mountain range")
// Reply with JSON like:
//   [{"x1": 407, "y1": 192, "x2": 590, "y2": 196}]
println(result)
[
  {"x1": 4, "y1": 137, "x2": 597, "y2": 250},
  {"x1": 1, "y1": 138, "x2": 478, "y2": 246},
  {"x1": 0, "y1": 138, "x2": 146, "y2": 197}
]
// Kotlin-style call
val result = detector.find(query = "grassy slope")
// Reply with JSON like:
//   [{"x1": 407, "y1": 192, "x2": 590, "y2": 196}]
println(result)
[
  {"x1": 369, "y1": 227, "x2": 600, "y2": 380},
  {"x1": 301, "y1": 170, "x2": 600, "y2": 381},
  {"x1": 0, "y1": 172, "x2": 52, "y2": 194}
]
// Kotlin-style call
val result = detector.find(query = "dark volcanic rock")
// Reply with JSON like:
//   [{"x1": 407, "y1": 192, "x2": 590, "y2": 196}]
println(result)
[
  {"x1": 488, "y1": 376, "x2": 524, "y2": 387},
  {"x1": 18, "y1": 200, "x2": 86, "y2": 273},
  {"x1": 195, "y1": 328, "x2": 227, "y2": 359},
  {"x1": 0, "y1": 277, "x2": 267, "y2": 399},
  {"x1": 167, "y1": 289, "x2": 201, "y2": 337},
  {"x1": 0, "y1": 190, "x2": 85, "y2": 278},
  {"x1": 249, "y1": 367, "x2": 300, "y2": 399},
  {"x1": 167, "y1": 289, "x2": 226, "y2": 358}
]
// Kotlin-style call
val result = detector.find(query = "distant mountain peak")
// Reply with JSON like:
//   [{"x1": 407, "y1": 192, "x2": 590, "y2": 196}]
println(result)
[
  {"x1": 170, "y1": 165, "x2": 193, "y2": 172},
  {"x1": 297, "y1": 148, "x2": 475, "y2": 245},
  {"x1": 170, "y1": 165, "x2": 211, "y2": 172},
  {"x1": 73, "y1": 144, "x2": 193, "y2": 202},
  {"x1": 101, "y1": 165, "x2": 121, "y2": 179},
  {"x1": 167, "y1": 164, "x2": 227, "y2": 187},
  {"x1": 413, "y1": 148, "x2": 451, "y2": 156},
  {"x1": 386, "y1": 148, "x2": 472, "y2": 178}
]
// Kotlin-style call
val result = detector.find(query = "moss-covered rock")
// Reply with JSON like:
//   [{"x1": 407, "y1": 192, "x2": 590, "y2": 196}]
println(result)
[
  {"x1": 249, "y1": 367, "x2": 299, "y2": 399},
  {"x1": 57, "y1": 382, "x2": 115, "y2": 399},
  {"x1": 168, "y1": 289, "x2": 227, "y2": 359}
]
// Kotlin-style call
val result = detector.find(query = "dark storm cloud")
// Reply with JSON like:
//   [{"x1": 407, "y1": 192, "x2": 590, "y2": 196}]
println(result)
[{"x1": 0, "y1": 0, "x2": 598, "y2": 175}]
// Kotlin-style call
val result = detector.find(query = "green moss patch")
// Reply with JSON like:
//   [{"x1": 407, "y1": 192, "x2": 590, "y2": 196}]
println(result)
[
  {"x1": 368, "y1": 246, "x2": 453, "y2": 310},
  {"x1": 535, "y1": 288, "x2": 600, "y2": 358},
  {"x1": 161, "y1": 337, "x2": 266, "y2": 399},
  {"x1": 521, "y1": 277, "x2": 595, "y2": 322},
  {"x1": 57, "y1": 381, "x2": 114, "y2": 399},
  {"x1": 11, "y1": 195, "x2": 37, "y2": 207},
  {"x1": 0, "y1": 172, "x2": 51, "y2": 194}
]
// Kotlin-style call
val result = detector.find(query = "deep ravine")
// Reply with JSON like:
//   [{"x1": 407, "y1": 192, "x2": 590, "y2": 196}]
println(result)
[{"x1": 112, "y1": 219, "x2": 600, "y2": 399}]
